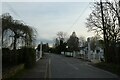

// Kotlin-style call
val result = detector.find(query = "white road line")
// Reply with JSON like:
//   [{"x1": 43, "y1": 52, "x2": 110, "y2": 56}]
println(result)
[
  {"x1": 44, "y1": 60, "x2": 48, "y2": 79},
  {"x1": 62, "y1": 59, "x2": 79, "y2": 70},
  {"x1": 67, "y1": 62, "x2": 79, "y2": 70},
  {"x1": 49, "y1": 59, "x2": 51, "y2": 78}
]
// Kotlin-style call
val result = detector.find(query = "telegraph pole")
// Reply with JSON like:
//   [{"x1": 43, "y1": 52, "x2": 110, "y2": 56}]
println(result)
[
  {"x1": 100, "y1": 0, "x2": 107, "y2": 62},
  {"x1": 118, "y1": 0, "x2": 120, "y2": 27}
]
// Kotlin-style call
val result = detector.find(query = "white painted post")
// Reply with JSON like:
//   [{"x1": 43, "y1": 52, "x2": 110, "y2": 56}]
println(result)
[
  {"x1": 40, "y1": 42, "x2": 42, "y2": 59},
  {"x1": 98, "y1": 52, "x2": 101, "y2": 61},
  {"x1": 88, "y1": 38, "x2": 91, "y2": 60},
  {"x1": 36, "y1": 44, "x2": 40, "y2": 62},
  {"x1": 36, "y1": 50, "x2": 38, "y2": 61},
  {"x1": 93, "y1": 50, "x2": 96, "y2": 60},
  {"x1": 73, "y1": 51, "x2": 75, "y2": 57}
]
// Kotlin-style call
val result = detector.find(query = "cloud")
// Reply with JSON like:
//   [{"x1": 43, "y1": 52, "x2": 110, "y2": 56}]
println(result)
[
  {"x1": 1, "y1": 0, "x2": 100, "y2": 2},
  {"x1": 2, "y1": 2, "x2": 95, "y2": 46}
]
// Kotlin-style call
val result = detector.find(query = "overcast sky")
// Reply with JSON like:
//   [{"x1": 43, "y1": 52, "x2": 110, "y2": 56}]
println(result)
[{"x1": 1, "y1": 1, "x2": 96, "y2": 46}]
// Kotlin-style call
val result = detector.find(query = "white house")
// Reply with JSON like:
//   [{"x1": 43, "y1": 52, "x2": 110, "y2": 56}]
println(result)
[{"x1": 79, "y1": 37, "x2": 104, "y2": 63}]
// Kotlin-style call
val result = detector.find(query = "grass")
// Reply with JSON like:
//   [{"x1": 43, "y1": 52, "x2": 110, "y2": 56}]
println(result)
[
  {"x1": 2, "y1": 67, "x2": 26, "y2": 80},
  {"x1": 11, "y1": 68, "x2": 26, "y2": 78},
  {"x1": 93, "y1": 62, "x2": 120, "y2": 76}
]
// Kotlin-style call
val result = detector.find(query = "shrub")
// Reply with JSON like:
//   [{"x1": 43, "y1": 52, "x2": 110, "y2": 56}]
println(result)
[
  {"x1": 2, "y1": 47, "x2": 36, "y2": 69},
  {"x1": 21, "y1": 47, "x2": 36, "y2": 68},
  {"x1": 2, "y1": 48, "x2": 18, "y2": 67}
]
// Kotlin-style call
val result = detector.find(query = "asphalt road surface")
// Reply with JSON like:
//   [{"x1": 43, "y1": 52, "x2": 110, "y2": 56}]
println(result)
[
  {"x1": 0, "y1": 49, "x2": 2, "y2": 80},
  {"x1": 48, "y1": 53, "x2": 119, "y2": 79}
]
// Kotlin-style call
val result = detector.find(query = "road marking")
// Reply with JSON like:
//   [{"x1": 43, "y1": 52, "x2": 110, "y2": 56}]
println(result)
[
  {"x1": 44, "y1": 60, "x2": 48, "y2": 79},
  {"x1": 49, "y1": 59, "x2": 51, "y2": 78},
  {"x1": 62, "y1": 59, "x2": 79, "y2": 70},
  {"x1": 67, "y1": 62, "x2": 79, "y2": 70}
]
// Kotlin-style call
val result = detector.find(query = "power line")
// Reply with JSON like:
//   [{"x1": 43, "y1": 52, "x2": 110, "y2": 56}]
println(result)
[
  {"x1": 66, "y1": 2, "x2": 90, "y2": 34},
  {"x1": 5, "y1": 3, "x2": 20, "y2": 18},
  {"x1": 5, "y1": 3, "x2": 32, "y2": 25}
]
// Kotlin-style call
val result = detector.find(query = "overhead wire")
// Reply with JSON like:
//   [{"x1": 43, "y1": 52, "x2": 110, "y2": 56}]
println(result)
[
  {"x1": 6, "y1": 2, "x2": 91, "y2": 35},
  {"x1": 5, "y1": 3, "x2": 29, "y2": 25},
  {"x1": 66, "y1": 2, "x2": 91, "y2": 34},
  {"x1": 5, "y1": 2, "x2": 21, "y2": 18}
]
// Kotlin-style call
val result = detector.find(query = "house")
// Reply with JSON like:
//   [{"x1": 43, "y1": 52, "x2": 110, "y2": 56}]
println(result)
[{"x1": 79, "y1": 37, "x2": 104, "y2": 63}]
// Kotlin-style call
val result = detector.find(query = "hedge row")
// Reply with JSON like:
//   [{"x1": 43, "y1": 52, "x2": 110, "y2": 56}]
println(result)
[{"x1": 2, "y1": 47, "x2": 36, "y2": 69}]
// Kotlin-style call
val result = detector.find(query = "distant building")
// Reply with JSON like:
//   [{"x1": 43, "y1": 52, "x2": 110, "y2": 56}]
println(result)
[{"x1": 79, "y1": 37, "x2": 104, "y2": 63}]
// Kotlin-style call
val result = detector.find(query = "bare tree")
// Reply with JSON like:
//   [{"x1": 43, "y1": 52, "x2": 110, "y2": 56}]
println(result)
[
  {"x1": 79, "y1": 36, "x2": 86, "y2": 47},
  {"x1": 86, "y1": 0, "x2": 120, "y2": 63},
  {"x1": 57, "y1": 31, "x2": 68, "y2": 42}
]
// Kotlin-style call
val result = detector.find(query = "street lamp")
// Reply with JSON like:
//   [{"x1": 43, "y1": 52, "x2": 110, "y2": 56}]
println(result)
[
  {"x1": 66, "y1": 46, "x2": 68, "y2": 49},
  {"x1": 65, "y1": 46, "x2": 68, "y2": 55}
]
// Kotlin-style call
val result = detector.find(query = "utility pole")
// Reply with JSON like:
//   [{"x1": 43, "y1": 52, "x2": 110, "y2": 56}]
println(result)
[
  {"x1": 100, "y1": 0, "x2": 107, "y2": 62},
  {"x1": 100, "y1": 0, "x2": 105, "y2": 35},
  {"x1": 118, "y1": 0, "x2": 120, "y2": 27}
]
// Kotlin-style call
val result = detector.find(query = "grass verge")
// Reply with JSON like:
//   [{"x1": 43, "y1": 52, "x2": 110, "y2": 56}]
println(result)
[{"x1": 93, "y1": 62, "x2": 120, "y2": 76}]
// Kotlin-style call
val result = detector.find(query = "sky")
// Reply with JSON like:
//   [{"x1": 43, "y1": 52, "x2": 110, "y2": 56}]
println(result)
[{"x1": 1, "y1": 1, "x2": 96, "y2": 47}]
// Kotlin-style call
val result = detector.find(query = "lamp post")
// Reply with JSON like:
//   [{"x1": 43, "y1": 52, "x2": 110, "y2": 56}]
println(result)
[
  {"x1": 40, "y1": 42, "x2": 42, "y2": 59},
  {"x1": 66, "y1": 46, "x2": 68, "y2": 55},
  {"x1": 66, "y1": 46, "x2": 68, "y2": 49}
]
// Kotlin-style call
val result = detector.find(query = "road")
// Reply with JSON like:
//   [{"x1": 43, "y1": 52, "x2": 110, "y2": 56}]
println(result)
[
  {"x1": 48, "y1": 53, "x2": 119, "y2": 79},
  {"x1": 0, "y1": 49, "x2": 2, "y2": 80}
]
